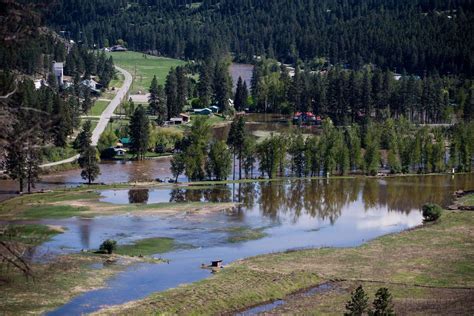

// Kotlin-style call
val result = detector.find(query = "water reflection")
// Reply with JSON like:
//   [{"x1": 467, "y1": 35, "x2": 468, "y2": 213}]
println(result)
[
  {"x1": 100, "y1": 175, "x2": 474, "y2": 224},
  {"x1": 128, "y1": 189, "x2": 149, "y2": 204}
]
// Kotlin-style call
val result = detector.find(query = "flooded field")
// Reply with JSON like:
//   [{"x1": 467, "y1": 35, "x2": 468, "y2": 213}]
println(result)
[{"x1": 21, "y1": 174, "x2": 472, "y2": 314}]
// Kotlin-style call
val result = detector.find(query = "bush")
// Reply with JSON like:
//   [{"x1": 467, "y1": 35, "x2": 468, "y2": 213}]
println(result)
[
  {"x1": 422, "y1": 203, "x2": 442, "y2": 222},
  {"x1": 345, "y1": 285, "x2": 369, "y2": 315},
  {"x1": 99, "y1": 239, "x2": 117, "y2": 254},
  {"x1": 372, "y1": 287, "x2": 395, "y2": 315}
]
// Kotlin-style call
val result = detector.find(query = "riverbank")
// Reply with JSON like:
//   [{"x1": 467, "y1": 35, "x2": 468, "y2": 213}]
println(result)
[{"x1": 95, "y1": 206, "x2": 474, "y2": 315}]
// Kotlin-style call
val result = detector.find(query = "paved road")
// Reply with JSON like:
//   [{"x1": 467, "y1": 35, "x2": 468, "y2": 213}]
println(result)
[{"x1": 40, "y1": 66, "x2": 132, "y2": 168}]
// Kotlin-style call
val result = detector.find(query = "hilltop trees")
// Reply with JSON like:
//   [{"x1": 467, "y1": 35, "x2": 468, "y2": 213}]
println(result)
[{"x1": 129, "y1": 105, "x2": 150, "y2": 160}]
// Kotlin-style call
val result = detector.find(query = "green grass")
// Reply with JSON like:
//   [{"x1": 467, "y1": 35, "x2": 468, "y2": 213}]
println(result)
[
  {"x1": 106, "y1": 51, "x2": 185, "y2": 94},
  {"x1": 460, "y1": 193, "x2": 474, "y2": 206},
  {"x1": 0, "y1": 224, "x2": 63, "y2": 246},
  {"x1": 217, "y1": 226, "x2": 268, "y2": 243},
  {"x1": 97, "y1": 210, "x2": 474, "y2": 315},
  {"x1": 21, "y1": 205, "x2": 89, "y2": 219},
  {"x1": 109, "y1": 72, "x2": 125, "y2": 89},
  {"x1": 115, "y1": 237, "x2": 178, "y2": 256},
  {"x1": 89, "y1": 100, "x2": 109, "y2": 116}
]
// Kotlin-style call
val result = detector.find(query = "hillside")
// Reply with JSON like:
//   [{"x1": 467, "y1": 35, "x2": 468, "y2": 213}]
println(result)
[{"x1": 43, "y1": 0, "x2": 474, "y2": 75}]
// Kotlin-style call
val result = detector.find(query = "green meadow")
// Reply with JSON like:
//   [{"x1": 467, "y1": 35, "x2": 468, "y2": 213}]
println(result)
[{"x1": 107, "y1": 51, "x2": 185, "y2": 94}]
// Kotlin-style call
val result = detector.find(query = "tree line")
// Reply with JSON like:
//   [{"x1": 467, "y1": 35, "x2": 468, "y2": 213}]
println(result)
[
  {"x1": 249, "y1": 59, "x2": 474, "y2": 125},
  {"x1": 170, "y1": 116, "x2": 474, "y2": 182}
]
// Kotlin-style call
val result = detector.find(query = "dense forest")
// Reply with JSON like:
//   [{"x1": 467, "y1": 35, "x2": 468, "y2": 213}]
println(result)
[
  {"x1": 44, "y1": 0, "x2": 474, "y2": 75},
  {"x1": 248, "y1": 59, "x2": 474, "y2": 124},
  {"x1": 0, "y1": 0, "x2": 115, "y2": 191}
]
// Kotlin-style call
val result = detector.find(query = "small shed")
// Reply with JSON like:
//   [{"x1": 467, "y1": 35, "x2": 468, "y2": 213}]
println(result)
[
  {"x1": 179, "y1": 113, "x2": 191, "y2": 123},
  {"x1": 211, "y1": 260, "x2": 223, "y2": 268},
  {"x1": 170, "y1": 117, "x2": 183, "y2": 125}
]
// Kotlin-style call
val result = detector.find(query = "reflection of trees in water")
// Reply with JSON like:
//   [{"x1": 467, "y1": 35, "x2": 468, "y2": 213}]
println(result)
[
  {"x1": 258, "y1": 181, "x2": 287, "y2": 220},
  {"x1": 168, "y1": 186, "x2": 231, "y2": 203},
  {"x1": 364, "y1": 175, "x2": 473, "y2": 214},
  {"x1": 203, "y1": 186, "x2": 231, "y2": 202},
  {"x1": 169, "y1": 188, "x2": 186, "y2": 202},
  {"x1": 128, "y1": 189, "x2": 149, "y2": 204}
]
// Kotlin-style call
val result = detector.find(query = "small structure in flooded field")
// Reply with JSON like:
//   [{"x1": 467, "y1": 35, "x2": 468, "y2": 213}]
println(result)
[
  {"x1": 211, "y1": 259, "x2": 223, "y2": 268},
  {"x1": 201, "y1": 259, "x2": 224, "y2": 272}
]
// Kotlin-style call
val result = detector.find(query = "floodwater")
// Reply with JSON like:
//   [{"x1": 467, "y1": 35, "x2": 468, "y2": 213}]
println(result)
[
  {"x1": 230, "y1": 63, "x2": 254, "y2": 91},
  {"x1": 36, "y1": 174, "x2": 474, "y2": 315},
  {"x1": 0, "y1": 113, "x2": 312, "y2": 202}
]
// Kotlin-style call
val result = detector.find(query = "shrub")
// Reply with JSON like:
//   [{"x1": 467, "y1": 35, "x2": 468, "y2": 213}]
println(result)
[
  {"x1": 345, "y1": 285, "x2": 369, "y2": 315},
  {"x1": 99, "y1": 239, "x2": 117, "y2": 254},
  {"x1": 422, "y1": 203, "x2": 442, "y2": 222},
  {"x1": 372, "y1": 287, "x2": 395, "y2": 315}
]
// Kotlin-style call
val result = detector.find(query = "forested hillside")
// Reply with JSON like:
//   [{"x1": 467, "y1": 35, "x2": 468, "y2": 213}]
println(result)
[{"x1": 44, "y1": 0, "x2": 474, "y2": 75}]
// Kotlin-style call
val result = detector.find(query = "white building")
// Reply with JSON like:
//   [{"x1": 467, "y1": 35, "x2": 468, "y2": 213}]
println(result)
[{"x1": 53, "y1": 62, "x2": 64, "y2": 85}]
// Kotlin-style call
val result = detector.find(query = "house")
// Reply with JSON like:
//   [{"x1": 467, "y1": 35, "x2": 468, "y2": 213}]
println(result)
[
  {"x1": 292, "y1": 112, "x2": 320, "y2": 125},
  {"x1": 81, "y1": 79, "x2": 102, "y2": 94},
  {"x1": 114, "y1": 148, "x2": 127, "y2": 156},
  {"x1": 179, "y1": 113, "x2": 190, "y2": 123},
  {"x1": 52, "y1": 62, "x2": 64, "y2": 85},
  {"x1": 193, "y1": 108, "x2": 212, "y2": 115},
  {"x1": 170, "y1": 117, "x2": 184, "y2": 125},
  {"x1": 119, "y1": 137, "x2": 131, "y2": 147},
  {"x1": 110, "y1": 45, "x2": 127, "y2": 52},
  {"x1": 210, "y1": 106, "x2": 219, "y2": 113}
]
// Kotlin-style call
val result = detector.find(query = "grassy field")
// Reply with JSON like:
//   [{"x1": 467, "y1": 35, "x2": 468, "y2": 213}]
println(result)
[
  {"x1": 114, "y1": 237, "x2": 178, "y2": 257},
  {"x1": 90, "y1": 100, "x2": 109, "y2": 116},
  {"x1": 106, "y1": 51, "x2": 185, "y2": 94},
  {"x1": 97, "y1": 209, "x2": 474, "y2": 315}
]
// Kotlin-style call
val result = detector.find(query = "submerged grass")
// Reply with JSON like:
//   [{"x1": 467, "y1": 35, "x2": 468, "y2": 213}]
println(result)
[
  {"x1": 115, "y1": 237, "x2": 178, "y2": 256},
  {"x1": 0, "y1": 224, "x2": 63, "y2": 245},
  {"x1": 217, "y1": 226, "x2": 268, "y2": 243},
  {"x1": 96, "y1": 210, "x2": 474, "y2": 315}
]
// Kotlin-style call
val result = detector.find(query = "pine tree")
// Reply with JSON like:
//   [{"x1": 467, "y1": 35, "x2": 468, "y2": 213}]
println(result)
[
  {"x1": 227, "y1": 116, "x2": 246, "y2": 179},
  {"x1": 74, "y1": 120, "x2": 92, "y2": 153},
  {"x1": 197, "y1": 61, "x2": 213, "y2": 107},
  {"x1": 345, "y1": 285, "x2": 369, "y2": 316},
  {"x1": 372, "y1": 288, "x2": 395, "y2": 316},
  {"x1": 148, "y1": 75, "x2": 159, "y2": 115},
  {"x1": 25, "y1": 147, "x2": 40, "y2": 193},
  {"x1": 79, "y1": 145, "x2": 100, "y2": 185},
  {"x1": 129, "y1": 105, "x2": 150, "y2": 160},
  {"x1": 165, "y1": 68, "x2": 178, "y2": 120},
  {"x1": 213, "y1": 62, "x2": 232, "y2": 113},
  {"x1": 176, "y1": 66, "x2": 188, "y2": 115},
  {"x1": 234, "y1": 77, "x2": 249, "y2": 112}
]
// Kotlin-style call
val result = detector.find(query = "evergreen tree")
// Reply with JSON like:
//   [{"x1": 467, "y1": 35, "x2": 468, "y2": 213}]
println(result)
[
  {"x1": 25, "y1": 147, "x2": 40, "y2": 193},
  {"x1": 345, "y1": 285, "x2": 369, "y2": 316},
  {"x1": 148, "y1": 75, "x2": 159, "y2": 115},
  {"x1": 213, "y1": 62, "x2": 232, "y2": 113},
  {"x1": 79, "y1": 145, "x2": 100, "y2": 185},
  {"x1": 4, "y1": 142, "x2": 27, "y2": 192},
  {"x1": 197, "y1": 61, "x2": 213, "y2": 107},
  {"x1": 227, "y1": 116, "x2": 246, "y2": 179},
  {"x1": 372, "y1": 288, "x2": 395, "y2": 316},
  {"x1": 234, "y1": 77, "x2": 248, "y2": 111},
  {"x1": 74, "y1": 120, "x2": 92, "y2": 153},
  {"x1": 129, "y1": 105, "x2": 150, "y2": 160},
  {"x1": 165, "y1": 68, "x2": 178, "y2": 120}
]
